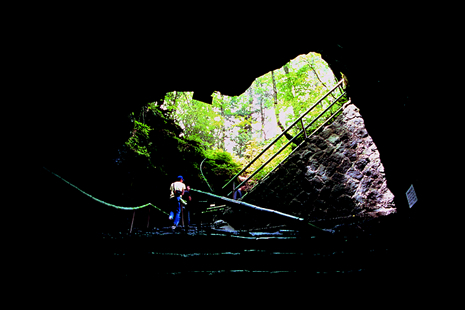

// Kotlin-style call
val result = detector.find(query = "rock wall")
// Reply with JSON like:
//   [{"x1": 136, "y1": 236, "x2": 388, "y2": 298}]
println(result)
[{"x1": 232, "y1": 103, "x2": 396, "y2": 230}]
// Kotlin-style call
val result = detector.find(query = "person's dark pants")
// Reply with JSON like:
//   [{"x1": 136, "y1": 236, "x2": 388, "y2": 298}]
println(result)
[
  {"x1": 233, "y1": 189, "x2": 242, "y2": 200},
  {"x1": 169, "y1": 197, "x2": 182, "y2": 226}
]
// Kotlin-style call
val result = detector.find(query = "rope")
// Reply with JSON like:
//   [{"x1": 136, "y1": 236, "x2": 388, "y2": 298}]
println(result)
[
  {"x1": 42, "y1": 166, "x2": 168, "y2": 214},
  {"x1": 191, "y1": 188, "x2": 305, "y2": 221},
  {"x1": 200, "y1": 158, "x2": 214, "y2": 192}
]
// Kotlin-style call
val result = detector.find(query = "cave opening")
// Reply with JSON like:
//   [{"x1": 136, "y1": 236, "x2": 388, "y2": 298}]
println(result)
[{"x1": 37, "y1": 40, "x2": 430, "y2": 281}]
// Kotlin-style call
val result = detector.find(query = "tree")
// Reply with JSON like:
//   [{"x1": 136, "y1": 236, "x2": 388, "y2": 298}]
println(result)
[
  {"x1": 211, "y1": 91, "x2": 237, "y2": 151},
  {"x1": 162, "y1": 91, "x2": 222, "y2": 149},
  {"x1": 271, "y1": 69, "x2": 294, "y2": 141},
  {"x1": 252, "y1": 75, "x2": 274, "y2": 141},
  {"x1": 229, "y1": 89, "x2": 252, "y2": 157}
]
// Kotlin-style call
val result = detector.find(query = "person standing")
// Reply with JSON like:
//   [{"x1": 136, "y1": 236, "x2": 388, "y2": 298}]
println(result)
[
  {"x1": 169, "y1": 175, "x2": 186, "y2": 229},
  {"x1": 183, "y1": 185, "x2": 193, "y2": 226},
  {"x1": 233, "y1": 175, "x2": 247, "y2": 200}
]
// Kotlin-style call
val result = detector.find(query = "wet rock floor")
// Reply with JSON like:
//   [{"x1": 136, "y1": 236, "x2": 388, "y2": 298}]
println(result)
[{"x1": 94, "y1": 222, "x2": 408, "y2": 280}]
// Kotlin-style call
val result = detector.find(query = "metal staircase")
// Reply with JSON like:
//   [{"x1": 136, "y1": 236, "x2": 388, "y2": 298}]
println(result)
[{"x1": 222, "y1": 77, "x2": 350, "y2": 200}]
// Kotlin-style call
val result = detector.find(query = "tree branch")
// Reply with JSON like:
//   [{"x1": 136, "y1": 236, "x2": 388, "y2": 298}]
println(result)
[{"x1": 306, "y1": 60, "x2": 337, "y2": 100}]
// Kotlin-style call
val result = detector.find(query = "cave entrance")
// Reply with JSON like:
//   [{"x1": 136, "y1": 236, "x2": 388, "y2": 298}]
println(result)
[{"x1": 157, "y1": 52, "x2": 349, "y2": 193}]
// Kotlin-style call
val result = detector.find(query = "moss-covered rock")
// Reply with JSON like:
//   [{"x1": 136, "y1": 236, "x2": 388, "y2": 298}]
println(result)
[{"x1": 115, "y1": 103, "x2": 241, "y2": 210}]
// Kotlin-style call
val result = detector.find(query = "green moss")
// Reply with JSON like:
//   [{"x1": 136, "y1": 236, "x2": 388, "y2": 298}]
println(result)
[
  {"x1": 120, "y1": 103, "x2": 242, "y2": 196},
  {"x1": 125, "y1": 120, "x2": 152, "y2": 157},
  {"x1": 201, "y1": 149, "x2": 241, "y2": 192}
]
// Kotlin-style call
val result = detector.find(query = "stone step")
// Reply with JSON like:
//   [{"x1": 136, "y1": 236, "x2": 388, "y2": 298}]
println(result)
[{"x1": 96, "y1": 224, "x2": 402, "y2": 279}]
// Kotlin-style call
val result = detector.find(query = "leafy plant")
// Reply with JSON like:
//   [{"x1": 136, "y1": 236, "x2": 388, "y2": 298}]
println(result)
[
  {"x1": 202, "y1": 148, "x2": 242, "y2": 193},
  {"x1": 125, "y1": 119, "x2": 152, "y2": 158}
]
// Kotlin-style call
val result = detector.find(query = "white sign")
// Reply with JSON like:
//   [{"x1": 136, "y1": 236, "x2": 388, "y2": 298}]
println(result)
[{"x1": 406, "y1": 184, "x2": 418, "y2": 208}]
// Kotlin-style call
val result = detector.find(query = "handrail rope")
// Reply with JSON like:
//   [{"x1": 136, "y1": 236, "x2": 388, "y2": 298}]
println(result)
[
  {"x1": 241, "y1": 99, "x2": 351, "y2": 200},
  {"x1": 228, "y1": 92, "x2": 347, "y2": 198},
  {"x1": 190, "y1": 188, "x2": 328, "y2": 232},
  {"x1": 222, "y1": 78, "x2": 345, "y2": 190},
  {"x1": 42, "y1": 166, "x2": 168, "y2": 214},
  {"x1": 191, "y1": 188, "x2": 302, "y2": 220},
  {"x1": 200, "y1": 158, "x2": 214, "y2": 193}
]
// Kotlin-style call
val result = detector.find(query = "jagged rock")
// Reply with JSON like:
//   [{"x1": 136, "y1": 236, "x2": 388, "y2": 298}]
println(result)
[
  {"x1": 309, "y1": 143, "x2": 320, "y2": 153},
  {"x1": 378, "y1": 163, "x2": 385, "y2": 174},
  {"x1": 300, "y1": 150, "x2": 313, "y2": 162},
  {"x1": 332, "y1": 172, "x2": 346, "y2": 184},
  {"x1": 337, "y1": 158, "x2": 352, "y2": 174},
  {"x1": 325, "y1": 161, "x2": 338, "y2": 178},
  {"x1": 310, "y1": 150, "x2": 325, "y2": 163},
  {"x1": 347, "y1": 118, "x2": 364, "y2": 132},
  {"x1": 355, "y1": 157, "x2": 369, "y2": 171},
  {"x1": 356, "y1": 128, "x2": 368, "y2": 138},
  {"x1": 343, "y1": 148, "x2": 357, "y2": 162},
  {"x1": 346, "y1": 179, "x2": 359, "y2": 196},
  {"x1": 315, "y1": 137, "x2": 329, "y2": 150},
  {"x1": 234, "y1": 103, "x2": 396, "y2": 231},
  {"x1": 320, "y1": 127, "x2": 333, "y2": 139},
  {"x1": 312, "y1": 176, "x2": 324, "y2": 190},
  {"x1": 304, "y1": 167, "x2": 316, "y2": 179},
  {"x1": 344, "y1": 105, "x2": 359, "y2": 119},
  {"x1": 354, "y1": 194, "x2": 365, "y2": 205},
  {"x1": 329, "y1": 152, "x2": 345, "y2": 165},
  {"x1": 347, "y1": 167, "x2": 363, "y2": 180},
  {"x1": 327, "y1": 134, "x2": 341, "y2": 145},
  {"x1": 325, "y1": 144, "x2": 336, "y2": 156}
]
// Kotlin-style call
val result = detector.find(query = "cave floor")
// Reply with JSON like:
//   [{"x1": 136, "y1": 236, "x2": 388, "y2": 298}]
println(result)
[{"x1": 93, "y1": 220, "x2": 411, "y2": 280}]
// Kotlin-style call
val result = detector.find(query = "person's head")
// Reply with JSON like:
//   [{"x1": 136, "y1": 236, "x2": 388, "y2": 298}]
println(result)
[
  {"x1": 186, "y1": 185, "x2": 190, "y2": 191},
  {"x1": 177, "y1": 175, "x2": 184, "y2": 182}
]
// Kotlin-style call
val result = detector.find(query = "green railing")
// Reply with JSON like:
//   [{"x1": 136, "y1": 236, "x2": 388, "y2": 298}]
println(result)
[
  {"x1": 240, "y1": 98, "x2": 351, "y2": 200},
  {"x1": 223, "y1": 78, "x2": 347, "y2": 198}
]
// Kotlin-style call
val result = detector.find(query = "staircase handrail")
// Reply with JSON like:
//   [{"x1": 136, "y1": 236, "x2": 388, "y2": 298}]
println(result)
[
  {"x1": 226, "y1": 90, "x2": 347, "y2": 198},
  {"x1": 222, "y1": 78, "x2": 345, "y2": 191},
  {"x1": 240, "y1": 98, "x2": 351, "y2": 200}
]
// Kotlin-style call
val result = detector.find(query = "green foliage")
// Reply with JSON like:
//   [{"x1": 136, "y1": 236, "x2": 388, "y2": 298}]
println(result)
[
  {"x1": 119, "y1": 102, "x2": 214, "y2": 203},
  {"x1": 224, "y1": 52, "x2": 348, "y2": 188},
  {"x1": 161, "y1": 91, "x2": 223, "y2": 149},
  {"x1": 202, "y1": 148, "x2": 242, "y2": 192},
  {"x1": 125, "y1": 119, "x2": 152, "y2": 158},
  {"x1": 234, "y1": 136, "x2": 294, "y2": 187},
  {"x1": 231, "y1": 115, "x2": 253, "y2": 157},
  {"x1": 204, "y1": 149, "x2": 240, "y2": 175},
  {"x1": 125, "y1": 51, "x2": 349, "y2": 194}
]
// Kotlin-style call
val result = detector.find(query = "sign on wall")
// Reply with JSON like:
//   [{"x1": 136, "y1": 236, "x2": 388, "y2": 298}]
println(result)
[{"x1": 406, "y1": 184, "x2": 418, "y2": 208}]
